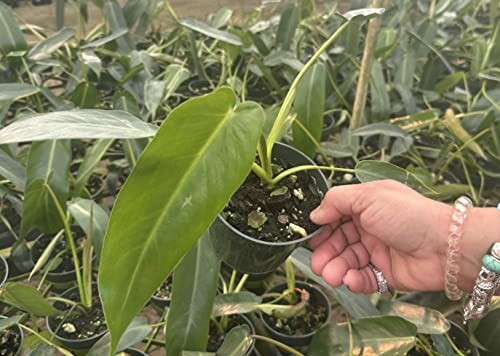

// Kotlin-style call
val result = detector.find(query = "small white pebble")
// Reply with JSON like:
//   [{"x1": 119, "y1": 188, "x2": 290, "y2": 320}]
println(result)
[
  {"x1": 293, "y1": 188, "x2": 304, "y2": 200},
  {"x1": 63, "y1": 323, "x2": 76, "y2": 334}
]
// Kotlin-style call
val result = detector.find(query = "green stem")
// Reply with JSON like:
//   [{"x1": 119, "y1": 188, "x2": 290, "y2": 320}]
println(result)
[
  {"x1": 228, "y1": 270, "x2": 237, "y2": 293},
  {"x1": 18, "y1": 324, "x2": 73, "y2": 356},
  {"x1": 270, "y1": 165, "x2": 355, "y2": 186},
  {"x1": 445, "y1": 332, "x2": 465, "y2": 356},
  {"x1": 234, "y1": 274, "x2": 249, "y2": 293},
  {"x1": 45, "y1": 184, "x2": 87, "y2": 307},
  {"x1": 251, "y1": 334, "x2": 304, "y2": 356},
  {"x1": 251, "y1": 163, "x2": 273, "y2": 184}
]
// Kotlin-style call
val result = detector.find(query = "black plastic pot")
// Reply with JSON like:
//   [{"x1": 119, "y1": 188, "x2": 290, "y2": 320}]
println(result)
[
  {"x1": 209, "y1": 314, "x2": 256, "y2": 355},
  {"x1": 321, "y1": 114, "x2": 335, "y2": 141},
  {"x1": 0, "y1": 255, "x2": 8, "y2": 288},
  {"x1": 210, "y1": 142, "x2": 329, "y2": 274},
  {"x1": 123, "y1": 348, "x2": 148, "y2": 356},
  {"x1": 0, "y1": 316, "x2": 23, "y2": 356},
  {"x1": 259, "y1": 281, "x2": 331, "y2": 347},
  {"x1": 46, "y1": 285, "x2": 107, "y2": 350},
  {"x1": 150, "y1": 276, "x2": 172, "y2": 310}
]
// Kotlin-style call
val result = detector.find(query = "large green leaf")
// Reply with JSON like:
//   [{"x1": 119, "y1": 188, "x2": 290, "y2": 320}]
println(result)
[
  {"x1": 21, "y1": 140, "x2": 71, "y2": 236},
  {"x1": 88, "y1": 317, "x2": 152, "y2": 356},
  {"x1": 0, "y1": 2, "x2": 27, "y2": 54},
  {"x1": 180, "y1": 18, "x2": 243, "y2": 46},
  {"x1": 378, "y1": 300, "x2": 450, "y2": 334},
  {"x1": 290, "y1": 248, "x2": 380, "y2": 318},
  {"x1": 0, "y1": 110, "x2": 157, "y2": 144},
  {"x1": 0, "y1": 282, "x2": 61, "y2": 317},
  {"x1": 0, "y1": 83, "x2": 40, "y2": 102},
  {"x1": 27, "y1": 27, "x2": 75, "y2": 61},
  {"x1": 275, "y1": 1, "x2": 300, "y2": 50},
  {"x1": 309, "y1": 316, "x2": 417, "y2": 355},
  {"x1": 68, "y1": 198, "x2": 109, "y2": 261},
  {"x1": 98, "y1": 88, "x2": 265, "y2": 353},
  {"x1": 370, "y1": 60, "x2": 390, "y2": 121},
  {"x1": 292, "y1": 63, "x2": 325, "y2": 157},
  {"x1": 217, "y1": 325, "x2": 252, "y2": 356},
  {"x1": 0, "y1": 148, "x2": 25, "y2": 190},
  {"x1": 471, "y1": 308, "x2": 500, "y2": 355},
  {"x1": 166, "y1": 234, "x2": 220, "y2": 356},
  {"x1": 71, "y1": 82, "x2": 98, "y2": 109},
  {"x1": 355, "y1": 161, "x2": 436, "y2": 194},
  {"x1": 212, "y1": 292, "x2": 262, "y2": 317}
]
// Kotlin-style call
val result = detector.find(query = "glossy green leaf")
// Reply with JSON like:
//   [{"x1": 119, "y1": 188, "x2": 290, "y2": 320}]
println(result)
[
  {"x1": 0, "y1": 110, "x2": 157, "y2": 144},
  {"x1": 113, "y1": 92, "x2": 141, "y2": 117},
  {"x1": 0, "y1": 315, "x2": 22, "y2": 332},
  {"x1": 68, "y1": 198, "x2": 109, "y2": 261},
  {"x1": 82, "y1": 50, "x2": 102, "y2": 78},
  {"x1": 0, "y1": 282, "x2": 61, "y2": 317},
  {"x1": 0, "y1": 148, "x2": 25, "y2": 190},
  {"x1": 88, "y1": 317, "x2": 152, "y2": 356},
  {"x1": 29, "y1": 230, "x2": 64, "y2": 280},
  {"x1": 395, "y1": 47, "x2": 416, "y2": 88},
  {"x1": 0, "y1": 2, "x2": 27, "y2": 54},
  {"x1": 351, "y1": 123, "x2": 408, "y2": 138},
  {"x1": 104, "y1": 0, "x2": 134, "y2": 52},
  {"x1": 208, "y1": 8, "x2": 233, "y2": 29},
  {"x1": 180, "y1": 18, "x2": 243, "y2": 46},
  {"x1": 0, "y1": 83, "x2": 40, "y2": 102},
  {"x1": 21, "y1": 140, "x2": 71, "y2": 236},
  {"x1": 292, "y1": 63, "x2": 325, "y2": 157},
  {"x1": 433, "y1": 72, "x2": 465, "y2": 94},
  {"x1": 212, "y1": 292, "x2": 262, "y2": 317},
  {"x1": 145, "y1": 79, "x2": 167, "y2": 116},
  {"x1": 342, "y1": 7, "x2": 385, "y2": 20},
  {"x1": 355, "y1": 161, "x2": 436, "y2": 194},
  {"x1": 166, "y1": 234, "x2": 220, "y2": 356},
  {"x1": 163, "y1": 64, "x2": 190, "y2": 100},
  {"x1": 71, "y1": 82, "x2": 98, "y2": 109},
  {"x1": 378, "y1": 300, "x2": 450, "y2": 334},
  {"x1": 290, "y1": 248, "x2": 380, "y2": 318},
  {"x1": 276, "y1": 1, "x2": 300, "y2": 50},
  {"x1": 370, "y1": 60, "x2": 390, "y2": 121},
  {"x1": 98, "y1": 88, "x2": 265, "y2": 353},
  {"x1": 27, "y1": 27, "x2": 75, "y2": 61},
  {"x1": 82, "y1": 29, "x2": 129, "y2": 49},
  {"x1": 309, "y1": 316, "x2": 417, "y2": 355},
  {"x1": 217, "y1": 325, "x2": 252, "y2": 356},
  {"x1": 471, "y1": 308, "x2": 500, "y2": 354},
  {"x1": 74, "y1": 139, "x2": 114, "y2": 196}
]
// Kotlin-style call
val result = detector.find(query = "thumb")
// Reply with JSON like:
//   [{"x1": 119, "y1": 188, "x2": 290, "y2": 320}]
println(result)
[{"x1": 310, "y1": 184, "x2": 367, "y2": 225}]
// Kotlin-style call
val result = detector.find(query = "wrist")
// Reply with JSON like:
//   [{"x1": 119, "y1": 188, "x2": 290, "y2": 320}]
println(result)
[{"x1": 458, "y1": 207, "x2": 500, "y2": 292}]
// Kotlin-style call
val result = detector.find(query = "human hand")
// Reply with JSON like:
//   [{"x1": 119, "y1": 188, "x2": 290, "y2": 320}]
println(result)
[{"x1": 308, "y1": 180, "x2": 453, "y2": 294}]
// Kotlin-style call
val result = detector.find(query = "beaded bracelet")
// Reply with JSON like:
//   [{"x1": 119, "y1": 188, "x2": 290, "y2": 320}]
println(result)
[
  {"x1": 445, "y1": 196, "x2": 473, "y2": 301},
  {"x1": 463, "y1": 242, "x2": 500, "y2": 320}
]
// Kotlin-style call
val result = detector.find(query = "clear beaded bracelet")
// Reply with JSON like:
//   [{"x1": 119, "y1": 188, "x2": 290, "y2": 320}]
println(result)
[{"x1": 445, "y1": 196, "x2": 473, "y2": 301}]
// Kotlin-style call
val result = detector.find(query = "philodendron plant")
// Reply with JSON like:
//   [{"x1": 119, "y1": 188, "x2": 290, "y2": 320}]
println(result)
[{"x1": 97, "y1": 8, "x2": 386, "y2": 354}]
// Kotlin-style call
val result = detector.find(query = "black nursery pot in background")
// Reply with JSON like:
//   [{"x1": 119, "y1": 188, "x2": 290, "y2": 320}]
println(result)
[
  {"x1": 210, "y1": 143, "x2": 329, "y2": 274},
  {"x1": 259, "y1": 281, "x2": 331, "y2": 348},
  {"x1": 0, "y1": 316, "x2": 23, "y2": 356}
]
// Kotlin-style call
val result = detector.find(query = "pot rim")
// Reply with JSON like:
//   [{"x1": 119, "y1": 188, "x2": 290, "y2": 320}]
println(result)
[
  {"x1": 259, "y1": 281, "x2": 331, "y2": 340},
  {"x1": 216, "y1": 142, "x2": 329, "y2": 247},
  {"x1": 46, "y1": 284, "x2": 108, "y2": 346},
  {"x1": 0, "y1": 315, "x2": 23, "y2": 355},
  {"x1": 0, "y1": 255, "x2": 9, "y2": 288}
]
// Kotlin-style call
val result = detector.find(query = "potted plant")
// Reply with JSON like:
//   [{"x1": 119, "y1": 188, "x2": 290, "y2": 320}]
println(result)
[
  {"x1": 150, "y1": 274, "x2": 173, "y2": 310},
  {"x1": 0, "y1": 316, "x2": 23, "y2": 356}
]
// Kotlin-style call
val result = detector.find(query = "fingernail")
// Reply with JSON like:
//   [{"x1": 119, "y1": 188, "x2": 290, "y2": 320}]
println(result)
[{"x1": 310, "y1": 207, "x2": 320, "y2": 220}]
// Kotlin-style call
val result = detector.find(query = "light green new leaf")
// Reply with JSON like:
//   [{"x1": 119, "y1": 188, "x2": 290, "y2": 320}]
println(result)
[
  {"x1": 68, "y1": 198, "x2": 109, "y2": 261},
  {"x1": 309, "y1": 316, "x2": 417, "y2": 355},
  {"x1": 166, "y1": 234, "x2": 220, "y2": 356},
  {"x1": 0, "y1": 2, "x2": 27, "y2": 54},
  {"x1": 28, "y1": 27, "x2": 75, "y2": 61},
  {"x1": 342, "y1": 7, "x2": 385, "y2": 20},
  {"x1": 433, "y1": 72, "x2": 465, "y2": 94},
  {"x1": 163, "y1": 64, "x2": 191, "y2": 99},
  {"x1": 0, "y1": 282, "x2": 61, "y2": 317},
  {"x1": 98, "y1": 88, "x2": 265, "y2": 353},
  {"x1": 378, "y1": 300, "x2": 450, "y2": 334},
  {"x1": 180, "y1": 18, "x2": 243, "y2": 46},
  {"x1": 0, "y1": 110, "x2": 157, "y2": 144},
  {"x1": 74, "y1": 139, "x2": 114, "y2": 196},
  {"x1": 0, "y1": 315, "x2": 23, "y2": 332},
  {"x1": 292, "y1": 63, "x2": 325, "y2": 157},
  {"x1": 217, "y1": 325, "x2": 252, "y2": 356},
  {"x1": 0, "y1": 83, "x2": 40, "y2": 102},
  {"x1": 290, "y1": 248, "x2": 380, "y2": 318},
  {"x1": 212, "y1": 292, "x2": 262, "y2": 317},
  {"x1": 355, "y1": 161, "x2": 437, "y2": 194},
  {"x1": 276, "y1": 1, "x2": 300, "y2": 51},
  {"x1": 0, "y1": 149, "x2": 25, "y2": 190},
  {"x1": 21, "y1": 140, "x2": 71, "y2": 236}
]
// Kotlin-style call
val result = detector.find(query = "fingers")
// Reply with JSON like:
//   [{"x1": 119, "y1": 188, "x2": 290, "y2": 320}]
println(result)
[
  {"x1": 310, "y1": 184, "x2": 367, "y2": 225},
  {"x1": 343, "y1": 267, "x2": 379, "y2": 294}
]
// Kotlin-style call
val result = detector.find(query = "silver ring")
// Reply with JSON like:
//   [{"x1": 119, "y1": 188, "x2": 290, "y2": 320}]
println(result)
[{"x1": 369, "y1": 263, "x2": 389, "y2": 294}]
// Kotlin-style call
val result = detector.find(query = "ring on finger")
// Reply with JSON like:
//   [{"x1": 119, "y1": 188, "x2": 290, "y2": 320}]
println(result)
[{"x1": 368, "y1": 263, "x2": 389, "y2": 294}]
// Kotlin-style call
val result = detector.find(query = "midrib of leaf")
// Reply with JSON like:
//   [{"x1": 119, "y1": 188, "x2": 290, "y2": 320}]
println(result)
[
  {"x1": 165, "y1": 68, "x2": 188, "y2": 98},
  {"x1": 116, "y1": 105, "x2": 236, "y2": 319},
  {"x1": 44, "y1": 141, "x2": 58, "y2": 182},
  {"x1": 305, "y1": 65, "x2": 318, "y2": 128},
  {"x1": 71, "y1": 202, "x2": 106, "y2": 236},
  {"x1": 0, "y1": 12, "x2": 16, "y2": 49},
  {"x1": 80, "y1": 83, "x2": 89, "y2": 108}
]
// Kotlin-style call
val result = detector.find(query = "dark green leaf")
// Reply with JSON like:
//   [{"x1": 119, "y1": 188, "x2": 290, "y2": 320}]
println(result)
[
  {"x1": 166, "y1": 234, "x2": 220, "y2": 356},
  {"x1": 369, "y1": 60, "x2": 390, "y2": 121},
  {"x1": 180, "y1": 18, "x2": 243, "y2": 46},
  {"x1": 290, "y1": 248, "x2": 380, "y2": 318},
  {"x1": 217, "y1": 325, "x2": 252, "y2": 356},
  {"x1": 0, "y1": 282, "x2": 61, "y2": 317},
  {"x1": 212, "y1": 292, "x2": 262, "y2": 317},
  {"x1": 0, "y1": 315, "x2": 22, "y2": 332},
  {"x1": 0, "y1": 2, "x2": 27, "y2": 54},
  {"x1": 98, "y1": 88, "x2": 265, "y2": 353},
  {"x1": 82, "y1": 29, "x2": 129, "y2": 49},
  {"x1": 71, "y1": 82, "x2": 98, "y2": 109},
  {"x1": 0, "y1": 148, "x2": 25, "y2": 190},
  {"x1": 28, "y1": 27, "x2": 75, "y2": 61},
  {"x1": 351, "y1": 123, "x2": 408, "y2": 138},
  {"x1": 471, "y1": 308, "x2": 500, "y2": 354},
  {"x1": 293, "y1": 63, "x2": 325, "y2": 157},
  {"x1": 74, "y1": 139, "x2": 114, "y2": 196},
  {"x1": 104, "y1": 0, "x2": 134, "y2": 52},
  {"x1": 433, "y1": 72, "x2": 465, "y2": 94},
  {"x1": 0, "y1": 83, "x2": 40, "y2": 102},
  {"x1": 276, "y1": 1, "x2": 300, "y2": 50},
  {"x1": 0, "y1": 110, "x2": 157, "y2": 144},
  {"x1": 309, "y1": 316, "x2": 417, "y2": 355}
]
